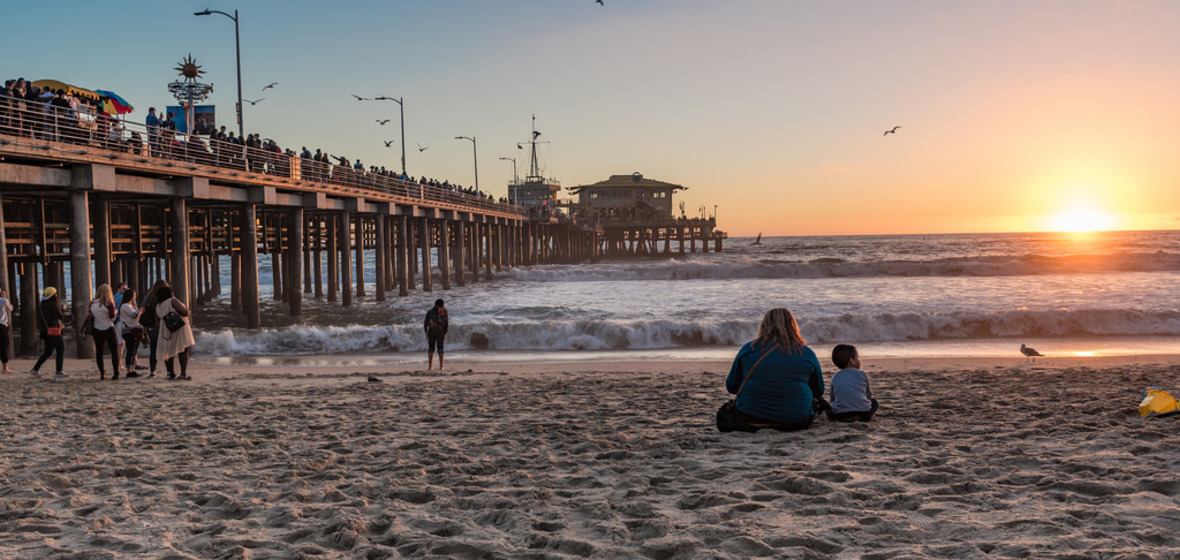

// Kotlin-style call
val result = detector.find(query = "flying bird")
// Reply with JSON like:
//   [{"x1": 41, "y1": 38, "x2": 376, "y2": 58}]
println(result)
[
  {"x1": 383, "y1": 140, "x2": 395, "y2": 147},
  {"x1": 883, "y1": 125, "x2": 902, "y2": 137},
  {"x1": 1020, "y1": 344, "x2": 1044, "y2": 363},
  {"x1": 376, "y1": 119, "x2": 391, "y2": 125},
  {"x1": 351, "y1": 94, "x2": 369, "y2": 101},
  {"x1": 417, "y1": 143, "x2": 429, "y2": 152},
  {"x1": 533, "y1": 130, "x2": 542, "y2": 139},
  {"x1": 261, "y1": 82, "x2": 278, "y2": 91},
  {"x1": 597, "y1": 0, "x2": 604, "y2": 4},
  {"x1": 243, "y1": 98, "x2": 264, "y2": 105},
  {"x1": 374, "y1": 95, "x2": 394, "y2": 101}
]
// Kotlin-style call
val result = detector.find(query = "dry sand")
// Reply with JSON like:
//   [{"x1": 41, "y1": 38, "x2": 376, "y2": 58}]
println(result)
[{"x1": 2, "y1": 355, "x2": 1179, "y2": 559}]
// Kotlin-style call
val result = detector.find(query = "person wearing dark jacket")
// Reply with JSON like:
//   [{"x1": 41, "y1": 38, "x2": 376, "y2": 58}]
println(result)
[
  {"x1": 30, "y1": 287, "x2": 67, "y2": 378},
  {"x1": 424, "y1": 299, "x2": 448, "y2": 370},
  {"x1": 723, "y1": 308, "x2": 825, "y2": 432}
]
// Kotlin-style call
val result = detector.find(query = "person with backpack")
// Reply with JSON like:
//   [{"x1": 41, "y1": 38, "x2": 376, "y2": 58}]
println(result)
[
  {"x1": 139, "y1": 280, "x2": 168, "y2": 378},
  {"x1": 424, "y1": 299, "x2": 449, "y2": 370}
]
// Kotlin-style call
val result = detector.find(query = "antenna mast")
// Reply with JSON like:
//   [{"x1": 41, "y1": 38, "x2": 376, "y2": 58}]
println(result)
[{"x1": 528, "y1": 114, "x2": 542, "y2": 180}]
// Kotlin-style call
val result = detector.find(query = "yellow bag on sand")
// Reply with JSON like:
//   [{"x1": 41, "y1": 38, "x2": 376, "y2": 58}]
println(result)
[{"x1": 1139, "y1": 388, "x2": 1179, "y2": 417}]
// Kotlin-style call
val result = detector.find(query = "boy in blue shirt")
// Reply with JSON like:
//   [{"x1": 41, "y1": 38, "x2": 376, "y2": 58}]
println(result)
[{"x1": 826, "y1": 344, "x2": 879, "y2": 422}]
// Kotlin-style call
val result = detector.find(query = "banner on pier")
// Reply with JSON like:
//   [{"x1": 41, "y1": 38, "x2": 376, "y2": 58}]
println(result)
[{"x1": 166, "y1": 105, "x2": 216, "y2": 135}]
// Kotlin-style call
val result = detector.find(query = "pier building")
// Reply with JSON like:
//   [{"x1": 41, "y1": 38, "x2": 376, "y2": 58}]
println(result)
[{"x1": 566, "y1": 172, "x2": 725, "y2": 257}]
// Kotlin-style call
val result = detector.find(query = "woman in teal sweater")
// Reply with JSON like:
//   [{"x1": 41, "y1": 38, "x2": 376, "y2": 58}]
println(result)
[{"x1": 725, "y1": 308, "x2": 825, "y2": 431}]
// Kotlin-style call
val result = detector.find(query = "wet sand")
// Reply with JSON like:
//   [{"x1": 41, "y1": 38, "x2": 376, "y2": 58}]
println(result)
[{"x1": 2, "y1": 355, "x2": 1179, "y2": 559}]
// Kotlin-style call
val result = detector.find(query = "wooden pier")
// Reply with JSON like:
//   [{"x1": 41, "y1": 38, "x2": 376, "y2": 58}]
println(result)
[{"x1": 0, "y1": 105, "x2": 598, "y2": 358}]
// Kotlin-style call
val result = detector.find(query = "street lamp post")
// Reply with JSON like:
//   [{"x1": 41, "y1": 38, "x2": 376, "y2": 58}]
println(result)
[
  {"x1": 499, "y1": 157, "x2": 517, "y2": 204},
  {"x1": 194, "y1": 8, "x2": 246, "y2": 164},
  {"x1": 376, "y1": 96, "x2": 406, "y2": 176},
  {"x1": 455, "y1": 136, "x2": 478, "y2": 192}
]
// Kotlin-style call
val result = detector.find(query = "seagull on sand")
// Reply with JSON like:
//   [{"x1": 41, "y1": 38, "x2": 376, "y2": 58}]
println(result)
[
  {"x1": 883, "y1": 125, "x2": 901, "y2": 137},
  {"x1": 376, "y1": 119, "x2": 391, "y2": 125},
  {"x1": 1020, "y1": 344, "x2": 1044, "y2": 363},
  {"x1": 367, "y1": 374, "x2": 382, "y2": 383},
  {"x1": 261, "y1": 82, "x2": 278, "y2": 91}
]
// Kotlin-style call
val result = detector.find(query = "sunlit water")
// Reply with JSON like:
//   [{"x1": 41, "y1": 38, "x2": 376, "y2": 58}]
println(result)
[{"x1": 192, "y1": 230, "x2": 1180, "y2": 363}]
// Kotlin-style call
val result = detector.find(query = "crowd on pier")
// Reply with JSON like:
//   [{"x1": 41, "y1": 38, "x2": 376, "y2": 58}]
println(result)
[{"x1": 2, "y1": 76, "x2": 511, "y2": 207}]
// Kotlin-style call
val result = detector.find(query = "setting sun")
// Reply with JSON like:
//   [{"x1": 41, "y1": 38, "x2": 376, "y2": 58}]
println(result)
[{"x1": 1047, "y1": 208, "x2": 1117, "y2": 232}]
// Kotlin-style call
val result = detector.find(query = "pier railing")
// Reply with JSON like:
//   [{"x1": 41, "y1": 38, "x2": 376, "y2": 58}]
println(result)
[{"x1": 0, "y1": 100, "x2": 522, "y2": 216}]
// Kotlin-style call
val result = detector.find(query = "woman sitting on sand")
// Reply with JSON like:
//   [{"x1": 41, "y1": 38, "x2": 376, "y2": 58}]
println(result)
[{"x1": 723, "y1": 308, "x2": 826, "y2": 432}]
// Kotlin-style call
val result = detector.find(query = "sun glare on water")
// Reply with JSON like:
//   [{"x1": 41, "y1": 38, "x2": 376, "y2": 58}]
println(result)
[{"x1": 1047, "y1": 208, "x2": 1116, "y2": 233}]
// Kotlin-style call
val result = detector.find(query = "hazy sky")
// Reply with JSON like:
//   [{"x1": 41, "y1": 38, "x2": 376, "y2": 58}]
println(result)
[{"x1": 5, "y1": 0, "x2": 1179, "y2": 236}]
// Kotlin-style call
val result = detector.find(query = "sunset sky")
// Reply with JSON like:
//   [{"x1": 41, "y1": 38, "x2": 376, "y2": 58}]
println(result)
[{"x1": 5, "y1": 0, "x2": 1179, "y2": 236}]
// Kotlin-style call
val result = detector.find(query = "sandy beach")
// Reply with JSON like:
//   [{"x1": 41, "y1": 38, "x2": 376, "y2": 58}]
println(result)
[{"x1": 2, "y1": 355, "x2": 1179, "y2": 559}]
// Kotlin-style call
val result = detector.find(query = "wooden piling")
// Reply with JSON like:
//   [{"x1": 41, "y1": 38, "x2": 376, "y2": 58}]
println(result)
[
  {"x1": 340, "y1": 211, "x2": 353, "y2": 307},
  {"x1": 420, "y1": 217, "x2": 432, "y2": 292}
]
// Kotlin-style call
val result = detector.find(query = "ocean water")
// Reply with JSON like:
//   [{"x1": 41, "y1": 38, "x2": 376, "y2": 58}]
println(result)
[{"x1": 194, "y1": 230, "x2": 1180, "y2": 363}]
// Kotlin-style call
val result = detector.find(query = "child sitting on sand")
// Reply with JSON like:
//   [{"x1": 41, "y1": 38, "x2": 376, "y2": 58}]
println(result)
[{"x1": 826, "y1": 344, "x2": 879, "y2": 422}]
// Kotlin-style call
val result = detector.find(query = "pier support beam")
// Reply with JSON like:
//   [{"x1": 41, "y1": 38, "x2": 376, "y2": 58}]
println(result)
[
  {"x1": 420, "y1": 217, "x2": 432, "y2": 292},
  {"x1": 484, "y1": 223, "x2": 494, "y2": 280},
  {"x1": 327, "y1": 215, "x2": 338, "y2": 303},
  {"x1": 19, "y1": 263, "x2": 38, "y2": 354},
  {"x1": 396, "y1": 216, "x2": 409, "y2": 297},
  {"x1": 439, "y1": 220, "x2": 451, "y2": 291},
  {"x1": 172, "y1": 199, "x2": 189, "y2": 323},
  {"x1": 287, "y1": 208, "x2": 303, "y2": 316},
  {"x1": 241, "y1": 203, "x2": 260, "y2": 329},
  {"x1": 407, "y1": 220, "x2": 417, "y2": 291},
  {"x1": 313, "y1": 216, "x2": 323, "y2": 299},
  {"x1": 93, "y1": 198, "x2": 111, "y2": 288},
  {"x1": 70, "y1": 190, "x2": 94, "y2": 358},
  {"x1": 454, "y1": 220, "x2": 466, "y2": 287},
  {"x1": 354, "y1": 216, "x2": 365, "y2": 298},
  {"x1": 340, "y1": 211, "x2": 353, "y2": 307},
  {"x1": 375, "y1": 214, "x2": 386, "y2": 302}
]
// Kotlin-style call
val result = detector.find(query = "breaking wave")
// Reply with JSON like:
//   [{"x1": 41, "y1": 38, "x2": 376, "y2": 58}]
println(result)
[
  {"x1": 500, "y1": 250, "x2": 1180, "y2": 282},
  {"x1": 195, "y1": 307, "x2": 1180, "y2": 356}
]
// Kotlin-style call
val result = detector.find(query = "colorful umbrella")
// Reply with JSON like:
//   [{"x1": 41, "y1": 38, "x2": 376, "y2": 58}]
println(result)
[
  {"x1": 30, "y1": 79, "x2": 101, "y2": 101},
  {"x1": 93, "y1": 89, "x2": 134, "y2": 114}
]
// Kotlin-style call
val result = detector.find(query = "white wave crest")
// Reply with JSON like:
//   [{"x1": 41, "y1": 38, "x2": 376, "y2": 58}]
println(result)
[
  {"x1": 500, "y1": 251, "x2": 1180, "y2": 282},
  {"x1": 192, "y1": 308, "x2": 1180, "y2": 356}
]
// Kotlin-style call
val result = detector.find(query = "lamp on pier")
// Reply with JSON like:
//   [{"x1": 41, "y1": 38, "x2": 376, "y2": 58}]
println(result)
[
  {"x1": 375, "y1": 96, "x2": 406, "y2": 176},
  {"x1": 455, "y1": 136, "x2": 478, "y2": 192},
  {"x1": 499, "y1": 157, "x2": 517, "y2": 204},
  {"x1": 194, "y1": 7, "x2": 246, "y2": 164}
]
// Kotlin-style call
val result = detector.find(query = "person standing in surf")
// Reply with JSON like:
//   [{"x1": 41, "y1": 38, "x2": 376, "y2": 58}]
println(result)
[{"x1": 424, "y1": 299, "x2": 449, "y2": 370}]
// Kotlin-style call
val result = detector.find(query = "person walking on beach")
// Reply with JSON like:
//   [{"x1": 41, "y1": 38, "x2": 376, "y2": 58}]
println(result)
[
  {"x1": 424, "y1": 299, "x2": 448, "y2": 370},
  {"x1": 117, "y1": 287, "x2": 142, "y2": 378},
  {"x1": 0, "y1": 288, "x2": 13, "y2": 373},
  {"x1": 826, "y1": 344, "x2": 878, "y2": 422},
  {"x1": 155, "y1": 285, "x2": 195, "y2": 380},
  {"x1": 30, "y1": 287, "x2": 67, "y2": 379},
  {"x1": 89, "y1": 283, "x2": 121, "y2": 380},
  {"x1": 721, "y1": 308, "x2": 825, "y2": 432}
]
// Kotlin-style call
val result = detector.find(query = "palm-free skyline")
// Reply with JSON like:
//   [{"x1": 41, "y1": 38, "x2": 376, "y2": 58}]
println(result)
[{"x1": 5, "y1": 0, "x2": 1178, "y2": 236}]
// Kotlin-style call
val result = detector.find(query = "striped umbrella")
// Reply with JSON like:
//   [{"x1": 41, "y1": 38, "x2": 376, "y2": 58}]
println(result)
[{"x1": 93, "y1": 89, "x2": 134, "y2": 115}]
